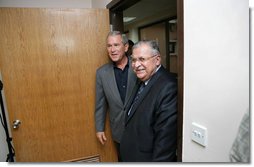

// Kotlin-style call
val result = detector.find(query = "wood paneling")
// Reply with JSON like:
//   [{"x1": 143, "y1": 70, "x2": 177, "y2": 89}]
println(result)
[
  {"x1": 0, "y1": 8, "x2": 117, "y2": 162},
  {"x1": 140, "y1": 22, "x2": 167, "y2": 67}
]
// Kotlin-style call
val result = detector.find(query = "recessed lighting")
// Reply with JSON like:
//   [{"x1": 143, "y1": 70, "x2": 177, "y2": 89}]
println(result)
[
  {"x1": 169, "y1": 19, "x2": 177, "y2": 23},
  {"x1": 123, "y1": 17, "x2": 136, "y2": 23}
]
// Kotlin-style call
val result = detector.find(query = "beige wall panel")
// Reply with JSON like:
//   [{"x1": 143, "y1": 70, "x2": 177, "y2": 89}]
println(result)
[{"x1": 140, "y1": 23, "x2": 167, "y2": 67}]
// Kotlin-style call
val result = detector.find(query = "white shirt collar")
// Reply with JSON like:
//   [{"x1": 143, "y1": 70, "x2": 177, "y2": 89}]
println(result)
[{"x1": 144, "y1": 65, "x2": 161, "y2": 86}]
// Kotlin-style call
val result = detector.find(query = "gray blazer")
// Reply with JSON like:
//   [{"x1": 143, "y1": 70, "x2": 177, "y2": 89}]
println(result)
[{"x1": 95, "y1": 60, "x2": 137, "y2": 143}]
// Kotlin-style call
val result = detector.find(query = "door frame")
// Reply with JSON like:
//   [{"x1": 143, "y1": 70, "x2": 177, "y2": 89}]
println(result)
[{"x1": 107, "y1": 0, "x2": 184, "y2": 161}]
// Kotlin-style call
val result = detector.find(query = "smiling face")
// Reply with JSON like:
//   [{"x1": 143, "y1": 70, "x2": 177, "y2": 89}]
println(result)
[
  {"x1": 106, "y1": 34, "x2": 128, "y2": 64},
  {"x1": 131, "y1": 43, "x2": 161, "y2": 82}
]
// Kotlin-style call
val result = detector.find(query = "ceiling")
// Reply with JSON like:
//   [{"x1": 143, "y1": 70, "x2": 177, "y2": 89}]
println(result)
[{"x1": 123, "y1": 0, "x2": 177, "y2": 26}]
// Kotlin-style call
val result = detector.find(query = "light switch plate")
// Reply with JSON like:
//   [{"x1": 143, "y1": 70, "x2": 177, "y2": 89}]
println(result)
[{"x1": 191, "y1": 122, "x2": 207, "y2": 147}]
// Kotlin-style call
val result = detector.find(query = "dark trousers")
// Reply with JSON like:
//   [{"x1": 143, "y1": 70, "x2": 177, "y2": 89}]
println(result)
[{"x1": 114, "y1": 142, "x2": 122, "y2": 162}]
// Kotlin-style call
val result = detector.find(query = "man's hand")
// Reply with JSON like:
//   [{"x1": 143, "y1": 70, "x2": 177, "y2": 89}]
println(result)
[{"x1": 96, "y1": 132, "x2": 107, "y2": 145}]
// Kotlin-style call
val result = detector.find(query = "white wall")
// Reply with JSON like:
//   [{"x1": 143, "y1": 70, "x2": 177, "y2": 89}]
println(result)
[
  {"x1": 0, "y1": 72, "x2": 11, "y2": 162},
  {"x1": 91, "y1": 0, "x2": 111, "y2": 8},
  {"x1": 127, "y1": 28, "x2": 139, "y2": 43},
  {"x1": 250, "y1": 1, "x2": 254, "y2": 162},
  {"x1": 183, "y1": 0, "x2": 249, "y2": 162}
]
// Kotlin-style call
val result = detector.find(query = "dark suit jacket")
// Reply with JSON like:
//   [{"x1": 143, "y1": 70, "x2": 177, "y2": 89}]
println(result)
[
  {"x1": 95, "y1": 59, "x2": 137, "y2": 143},
  {"x1": 120, "y1": 66, "x2": 177, "y2": 162}
]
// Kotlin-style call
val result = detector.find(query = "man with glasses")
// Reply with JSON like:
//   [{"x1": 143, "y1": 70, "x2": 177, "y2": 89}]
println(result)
[{"x1": 120, "y1": 40, "x2": 178, "y2": 162}]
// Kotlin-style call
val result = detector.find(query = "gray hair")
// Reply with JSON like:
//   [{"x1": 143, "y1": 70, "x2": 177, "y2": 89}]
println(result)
[
  {"x1": 106, "y1": 31, "x2": 129, "y2": 45},
  {"x1": 132, "y1": 40, "x2": 160, "y2": 56}
]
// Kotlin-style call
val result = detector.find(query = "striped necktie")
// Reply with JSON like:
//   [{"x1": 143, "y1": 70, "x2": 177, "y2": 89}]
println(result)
[{"x1": 127, "y1": 82, "x2": 145, "y2": 116}]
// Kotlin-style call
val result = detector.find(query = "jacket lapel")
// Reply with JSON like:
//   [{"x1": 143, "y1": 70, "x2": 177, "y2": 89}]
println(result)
[
  {"x1": 125, "y1": 66, "x2": 165, "y2": 124},
  {"x1": 105, "y1": 64, "x2": 123, "y2": 106},
  {"x1": 124, "y1": 65, "x2": 137, "y2": 106}
]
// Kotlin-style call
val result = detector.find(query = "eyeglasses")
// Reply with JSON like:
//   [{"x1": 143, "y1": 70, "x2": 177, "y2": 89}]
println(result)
[{"x1": 131, "y1": 55, "x2": 158, "y2": 64}]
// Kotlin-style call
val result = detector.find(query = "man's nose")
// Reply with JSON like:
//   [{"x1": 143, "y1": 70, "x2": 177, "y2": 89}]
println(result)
[
  {"x1": 111, "y1": 46, "x2": 117, "y2": 52},
  {"x1": 133, "y1": 60, "x2": 141, "y2": 68}
]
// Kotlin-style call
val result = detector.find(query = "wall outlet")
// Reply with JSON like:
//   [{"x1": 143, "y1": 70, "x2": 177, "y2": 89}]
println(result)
[{"x1": 191, "y1": 122, "x2": 207, "y2": 147}]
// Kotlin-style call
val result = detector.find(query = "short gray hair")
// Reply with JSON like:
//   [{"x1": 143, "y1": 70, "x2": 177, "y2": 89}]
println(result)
[
  {"x1": 132, "y1": 40, "x2": 160, "y2": 56},
  {"x1": 106, "y1": 31, "x2": 128, "y2": 45}
]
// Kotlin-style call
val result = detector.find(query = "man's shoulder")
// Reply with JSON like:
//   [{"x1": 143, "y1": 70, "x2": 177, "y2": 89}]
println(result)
[
  {"x1": 97, "y1": 62, "x2": 113, "y2": 72},
  {"x1": 158, "y1": 66, "x2": 177, "y2": 82}
]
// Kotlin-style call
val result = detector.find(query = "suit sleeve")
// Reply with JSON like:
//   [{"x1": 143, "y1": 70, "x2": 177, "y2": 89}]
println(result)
[
  {"x1": 152, "y1": 80, "x2": 177, "y2": 161},
  {"x1": 94, "y1": 70, "x2": 107, "y2": 132}
]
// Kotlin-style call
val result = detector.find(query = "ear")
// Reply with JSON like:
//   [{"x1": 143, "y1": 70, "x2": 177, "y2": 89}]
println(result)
[
  {"x1": 156, "y1": 55, "x2": 161, "y2": 66},
  {"x1": 124, "y1": 43, "x2": 129, "y2": 52}
]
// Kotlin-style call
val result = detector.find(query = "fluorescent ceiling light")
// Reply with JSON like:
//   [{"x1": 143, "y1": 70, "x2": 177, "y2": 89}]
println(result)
[
  {"x1": 123, "y1": 17, "x2": 136, "y2": 23},
  {"x1": 169, "y1": 19, "x2": 177, "y2": 23}
]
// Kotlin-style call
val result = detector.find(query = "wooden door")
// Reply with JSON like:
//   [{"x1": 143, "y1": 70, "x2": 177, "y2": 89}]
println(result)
[{"x1": 0, "y1": 8, "x2": 117, "y2": 162}]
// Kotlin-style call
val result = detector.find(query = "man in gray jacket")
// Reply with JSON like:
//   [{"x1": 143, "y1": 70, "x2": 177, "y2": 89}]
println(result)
[{"x1": 95, "y1": 31, "x2": 137, "y2": 161}]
